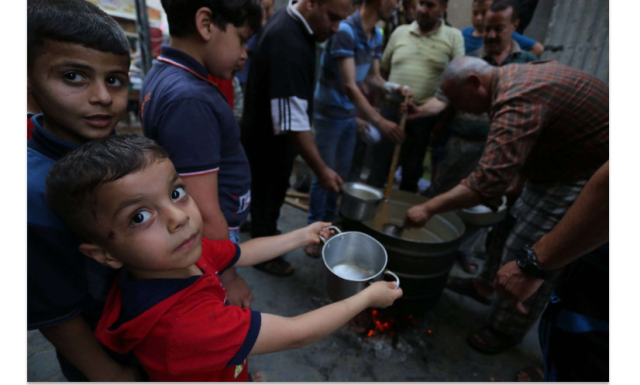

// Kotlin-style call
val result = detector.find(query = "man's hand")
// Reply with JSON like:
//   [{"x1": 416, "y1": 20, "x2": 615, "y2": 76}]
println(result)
[
  {"x1": 493, "y1": 260, "x2": 544, "y2": 314},
  {"x1": 396, "y1": 85, "x2": 413, "y2": 102},
  {"x1": 355, "y1": 117, "x2": 370, "y2": 138},
  {"x1": 219, "y1": 269, "x2": 253, "y2": 308},
  {"x1": 318, "y1": 167, "x2": 344, "y2": 193},
  {"x1": 399, "y1": 101, "x2": 423, "y2": 121},
  {"x1": 377, "y1": 118, "x2": 405, "y2": 143},
  {"x1": 404, "y1": 204, "x2": 432, "y2": 228}
]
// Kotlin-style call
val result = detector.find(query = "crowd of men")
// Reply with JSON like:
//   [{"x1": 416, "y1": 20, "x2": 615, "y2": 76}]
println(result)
[{"x1": 27, "y1": 0, "x2": 608, "y2": 382}]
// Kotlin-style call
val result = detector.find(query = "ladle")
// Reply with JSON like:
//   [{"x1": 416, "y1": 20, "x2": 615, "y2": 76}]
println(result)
[{"x1": 382, "y1": 222, "x2": 405, "y2": 238}]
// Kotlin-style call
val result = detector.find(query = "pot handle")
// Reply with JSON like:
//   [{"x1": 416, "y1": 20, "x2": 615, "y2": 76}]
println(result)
[
  {"x1": 384, "y1": 270, "x2": 401, "y2": 290},
  {"x1": 318, "y1": 226, "x2": 342, "y2": 244}
]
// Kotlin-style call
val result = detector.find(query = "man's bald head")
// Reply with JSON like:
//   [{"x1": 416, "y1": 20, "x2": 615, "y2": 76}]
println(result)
[{"x1": 441, "y1": 57, "x2": 495, "y2": 114}]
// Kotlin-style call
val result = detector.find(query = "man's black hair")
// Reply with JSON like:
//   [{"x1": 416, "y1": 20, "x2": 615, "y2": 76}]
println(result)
[
  {"x1": 46, "y1": 134, "x2": 169, "y2": 242},
  {"x1": 161, "y1": 0, "x2": 263, "y2": 38},
  {"x1": 489, "y1": 0, "x2": 519, "y2": 22},
  {"x1": 27, "y1": 0, "x2": 130, "y2": 69}
]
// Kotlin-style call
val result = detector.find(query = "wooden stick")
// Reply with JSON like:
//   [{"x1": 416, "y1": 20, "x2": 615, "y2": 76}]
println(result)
[
  {"x1": 383, "y1": 89, "x2": 410, "y2": 200},
  {"x1": 284, "y1": 197, "x2": 309, "y2": 212},
  {"x1": 286, "y1": 190, "x2": 310, "y2": 199}
]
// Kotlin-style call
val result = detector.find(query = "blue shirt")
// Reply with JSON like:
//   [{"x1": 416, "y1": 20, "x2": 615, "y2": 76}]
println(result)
[
  {"x1": 461, "y1": 26, "x2": 536, "y2": 54},
  {"x1": 314, "y1": 10, "x2": 383, "y2": 120},
  {"x1": 141, "y1": 46, "x2": 251, "y2": 229},
  {"x1": 27, "y1": 116, "x2": 116, "y2": 329}
]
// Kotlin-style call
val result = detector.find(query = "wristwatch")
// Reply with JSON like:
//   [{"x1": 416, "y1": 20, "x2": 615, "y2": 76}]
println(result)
[{"x1": 515, "y1": 245, "x2": 553, "y2": 280}]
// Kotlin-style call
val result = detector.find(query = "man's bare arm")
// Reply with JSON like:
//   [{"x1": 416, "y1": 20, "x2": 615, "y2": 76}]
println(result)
[
  {"x1": 404, "y1": 184, "x2": 484, "y2": 228},
  {"x1": 534, "y1": 161, "x2": 609, "y2": 270},
  {"x1": 338, "y1": 57, "x2": 405, "y2": 143},
  {"x1": 289, "y1": 131, "x2": 343, "y2": 194}
]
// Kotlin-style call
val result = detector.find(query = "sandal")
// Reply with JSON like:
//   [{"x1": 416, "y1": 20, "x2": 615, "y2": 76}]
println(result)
[
  {"x1": 304, "y1": 244, "x2": 321, "y2": 259},
  {"x1": 253, "y1": 256, "x2": 294, "y2": 277},
  {"x1": 456, "y1": 252, "x2": 479, "y2": 274},
  {"x1": 466, "y1": 326, "x2": 521, "y2": 355},
  {"x1": 515, "y1": 366, "x2": 544, "y2": 382},
  {"x1": 446, "y1": 277, "x2": 492, "y2": 305}
]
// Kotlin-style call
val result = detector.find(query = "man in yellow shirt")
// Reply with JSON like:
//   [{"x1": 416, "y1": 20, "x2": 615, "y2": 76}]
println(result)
[{"x1": 367, "y1": 0, "x2": 464, "y2": 192}]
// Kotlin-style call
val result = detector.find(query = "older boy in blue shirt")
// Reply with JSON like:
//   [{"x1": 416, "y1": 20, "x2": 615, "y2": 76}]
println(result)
[
  {"x1": 27, "y1": 0, "x2": 140, "y2": 380},
  {"x1": 142, "y1": 0, "x2": 262, "y2": 307}
]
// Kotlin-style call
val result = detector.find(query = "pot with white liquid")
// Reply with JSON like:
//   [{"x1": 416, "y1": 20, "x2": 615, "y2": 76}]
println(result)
[{"x1": 320, "y1": 226, "x2": 400, "y2": 302}]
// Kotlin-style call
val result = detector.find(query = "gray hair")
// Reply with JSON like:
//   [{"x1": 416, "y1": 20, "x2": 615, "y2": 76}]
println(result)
[{"x1": 442, "y1": 57, "x2": 494, "y2": 87}]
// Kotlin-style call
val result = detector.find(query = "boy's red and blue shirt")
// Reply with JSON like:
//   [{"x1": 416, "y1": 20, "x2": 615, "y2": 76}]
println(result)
[{"x1": 95, "y1": 238, "x2": 261, "y2": 382}]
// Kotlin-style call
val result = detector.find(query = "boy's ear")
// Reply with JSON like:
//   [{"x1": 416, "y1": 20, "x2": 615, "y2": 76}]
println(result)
[
  {"x1": 78, "y1": 243, "x2": 123, "y2": 270},
  {"x1": 195, "y1": 6, "x2": 215, "y2": 42}
]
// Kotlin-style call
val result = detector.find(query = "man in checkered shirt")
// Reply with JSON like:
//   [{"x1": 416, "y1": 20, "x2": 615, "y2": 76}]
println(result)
[{"x1": 404, "y1": 56, "x2": 608, "y2": 354}]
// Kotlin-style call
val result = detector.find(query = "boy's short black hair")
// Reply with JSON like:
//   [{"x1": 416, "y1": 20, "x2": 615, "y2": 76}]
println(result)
[
  {"x1": 161, "y1": 0, "x2": 263, "y2": 38},
  {"x1": 46, "y1": 134, "x2": 169, "y2": 242},
  {"x1": 28, "y1": 0, "x2": 130, "y2": 69},
  {"x1": 489, "y1": 0, "x2": 519, "y2": 22}
]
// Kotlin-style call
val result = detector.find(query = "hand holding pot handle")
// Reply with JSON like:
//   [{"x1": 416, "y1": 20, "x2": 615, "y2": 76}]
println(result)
[
  {"x1": 384, "y1": 270, "x2": 401, "y2": 290},
  {"x1": 318, "y1": 226, "x2": 342, "y2": 244}
]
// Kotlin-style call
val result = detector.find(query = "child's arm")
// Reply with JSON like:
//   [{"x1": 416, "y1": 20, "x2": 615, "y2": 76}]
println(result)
[
  {"x1": 235, "y1": 222, "x2": 332, "y2": 267},
  {"x1": 250, "y1": 281, "x2": 403, "y2": 355}
]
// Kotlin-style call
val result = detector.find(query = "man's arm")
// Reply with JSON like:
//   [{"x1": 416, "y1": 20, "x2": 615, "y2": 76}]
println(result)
[
  {"x1": 530, "y1": 42, "x2": 544, "y2": 58},
  {"x1": 338, "y1": 57, "x2": 404, "y2": 143},
  {"x1": 289, "y1": 131, "x2": 343, "y2": 194},
  {"x1": 40, "y1": 316, "x2": 141, "y2": 382},
  {"x1": 404, "y1": 184, "x2": 484, "y2": 228},
  {"x1": 183, "y1": 172, "x2": 253, "y2": 308},
  {"x1": 404, "y1": 97, "x2": 448, "y2": 120},
  {"x1": 535, "y1": 161, "x2": 609, "y2": 269},
  {"x1": 493, "y1": 161, "x2": 609, "y2": 311}
]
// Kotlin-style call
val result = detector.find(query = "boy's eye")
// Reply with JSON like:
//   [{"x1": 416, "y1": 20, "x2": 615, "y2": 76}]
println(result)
[
  {"x1": 172, "y1": 187, "x2": 187, "y2": 201},
  {"x1": 64, "y1": 72, "x2": 86, "y2": 83},
  {"x1": 131, "y1": 210, "x2": 151, "y2": 225},
  {"x1": 106, "y1": 76, "x2": 123, "y2": 86}
]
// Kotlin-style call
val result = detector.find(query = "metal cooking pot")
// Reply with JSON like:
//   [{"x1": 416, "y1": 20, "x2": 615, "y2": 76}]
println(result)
[
  {"x1": 340, "y1": 182, "x2": 384, "y2": 221},
  {"x1": 457, "y1": 196, "x2": 508, "y2": 227},
  {"x1": 320, "y1": 226, "x2": 400, "y2": 302}
]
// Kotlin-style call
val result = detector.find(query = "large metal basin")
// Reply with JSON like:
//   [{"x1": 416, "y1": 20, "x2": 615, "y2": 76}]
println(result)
[{"x1": 344, "y1": 190, "x2": 465, "y2": 309}]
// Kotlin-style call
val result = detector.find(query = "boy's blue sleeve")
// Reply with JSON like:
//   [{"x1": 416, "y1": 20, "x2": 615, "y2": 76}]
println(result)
[
  {"x1": 512, "y1": 32, "x2": 536, "y2": 51},
  {"x1": 329, "y1": 24, "x2": 356, "y2": 58},
  {"x1": 28, "y1": 223, "x2": 87, "y2": 329},
  {"x1": 155, "y1": 99, "x2": 222, "y2": 176}
]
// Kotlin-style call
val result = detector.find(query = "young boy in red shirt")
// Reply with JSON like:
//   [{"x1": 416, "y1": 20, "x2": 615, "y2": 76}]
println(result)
[{"x1": 46, "y1": 134, "x2": 403, "y2": 382}]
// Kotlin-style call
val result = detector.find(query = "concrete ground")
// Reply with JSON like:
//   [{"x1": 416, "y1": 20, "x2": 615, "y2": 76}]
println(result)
[{"x1": 27, "y1": 203, "x2": 542, "y2": 382}]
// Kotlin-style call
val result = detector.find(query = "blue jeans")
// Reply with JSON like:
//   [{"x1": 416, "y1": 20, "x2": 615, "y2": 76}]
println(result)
[{"x1": 308, "y1": 115, "x2": 357, "y2": 223}]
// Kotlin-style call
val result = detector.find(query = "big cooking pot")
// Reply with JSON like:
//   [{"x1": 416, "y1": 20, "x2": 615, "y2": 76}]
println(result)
[{"x1": 320, "y1": 226, "x2": 400, "y2": 302}]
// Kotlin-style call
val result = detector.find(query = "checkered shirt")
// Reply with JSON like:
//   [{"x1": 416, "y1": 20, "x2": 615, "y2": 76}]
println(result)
[{"x1": 462, "y1": 61, "x2": 609, "y2": 207}]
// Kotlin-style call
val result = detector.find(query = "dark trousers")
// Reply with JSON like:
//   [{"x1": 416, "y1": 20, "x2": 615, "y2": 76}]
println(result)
[
  {"x1": 244, "y1": 135, "x2": 297, "y2": 239},
  {"x1": 366, "y1": 104, "x2": 438, "y2": 193}
]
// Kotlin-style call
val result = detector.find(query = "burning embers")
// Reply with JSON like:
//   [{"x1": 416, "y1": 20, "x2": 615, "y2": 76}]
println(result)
[{"x1": 350, "y1": 308, "x2": 418, "y2": 341}]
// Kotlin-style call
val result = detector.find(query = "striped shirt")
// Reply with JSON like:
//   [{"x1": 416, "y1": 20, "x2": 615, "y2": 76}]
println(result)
[
  {"x1": 462, "y1": 61, "x2": 609, "y2": 204},
  {"x1": 382, "y1": 21, "x2": 464, "y2": 104}
]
